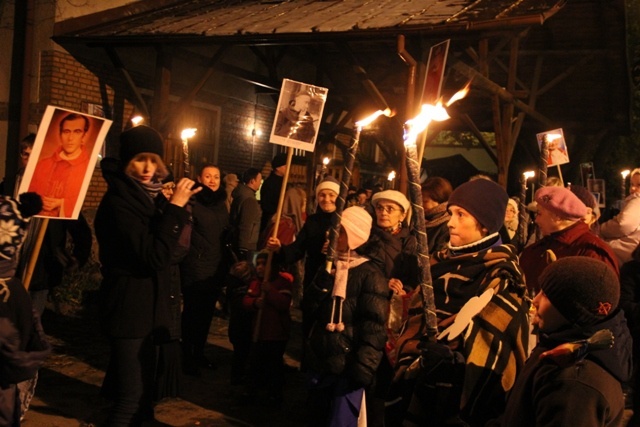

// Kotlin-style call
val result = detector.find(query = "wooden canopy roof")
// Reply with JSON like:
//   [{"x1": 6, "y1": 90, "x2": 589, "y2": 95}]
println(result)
[{"x1": 53, "y1": 0, "x2": 630, "y2": 185}]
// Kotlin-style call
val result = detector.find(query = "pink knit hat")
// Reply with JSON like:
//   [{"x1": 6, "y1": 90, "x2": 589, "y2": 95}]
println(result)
[{"x1": 535, "y1": 186, "x2": 587, "y2": 220}]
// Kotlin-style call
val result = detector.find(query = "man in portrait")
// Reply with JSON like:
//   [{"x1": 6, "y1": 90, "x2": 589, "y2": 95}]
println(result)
[
  {"x1": 273, "y1": 90, "x2": 317, "y2": 143},
  {"x1": 28, "y1": 112, "x2": 92, "y2": 217}
]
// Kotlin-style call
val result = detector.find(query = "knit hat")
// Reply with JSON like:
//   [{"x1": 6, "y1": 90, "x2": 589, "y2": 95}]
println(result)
[
  {"x1": 229, "y1": 260, "x2": 255, "y2": 284},
  {"x1": 372, "y1": 190, "x2": 411, "y2": 213},
  {"x1": 119, "y1": 125, "x2": 164, "y2": 167},
  {"x1": 272, "y1": 153, "x2": 287, "y2": 169},
  {"x1": 0, "y1": 193, "x2": 42, "y2": 277},
  {"x1": 447, "y1": 179, "x2": 508, "y2": 234},
  {"x1": 539, "y1": 257, "x2": 619, "y2": 327},
  {"x1": 316, "y1": 176, "x2": 340, "y2": 198},
  {"x1": 341, "y1": 206, "x2": 372, "y2": 250},
  {"x1": 507, "y1": 198, "x2": 519, "y2": 214},
  {"x1": 535, "y1": 186, "x2": 587, "y2": 220}
]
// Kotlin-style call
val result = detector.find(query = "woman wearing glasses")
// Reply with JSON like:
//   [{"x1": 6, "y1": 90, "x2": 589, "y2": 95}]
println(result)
[{"x1": 355, "y1": 189, "x2": 420, "y2": 426}]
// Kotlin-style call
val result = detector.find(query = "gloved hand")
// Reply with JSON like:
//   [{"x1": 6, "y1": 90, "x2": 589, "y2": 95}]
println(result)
[
  {"x1": 310, "y1": 268, "x2": 334, "y2": 293},
  {"x1": 418, "y1": 339, "x2": 456, "y2": 375}
]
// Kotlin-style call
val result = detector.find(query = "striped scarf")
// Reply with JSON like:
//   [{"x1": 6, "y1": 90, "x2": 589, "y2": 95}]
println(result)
[{"x1": 393, "y1": 244, "x2": 530, "y2": 424}]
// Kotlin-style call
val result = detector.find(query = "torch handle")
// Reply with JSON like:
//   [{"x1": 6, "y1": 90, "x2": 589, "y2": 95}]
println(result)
[
  {"x1": 325, "y1": 129, "x2": 360, "y2": 272},
  {"x1": 405, "y1": 143, "x2": 438, "y2": 341},
  {"x1": 516, "y1": 179, "x2": 528, "y2": 252}
]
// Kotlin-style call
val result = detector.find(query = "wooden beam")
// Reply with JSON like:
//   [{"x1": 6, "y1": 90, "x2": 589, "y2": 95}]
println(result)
[
  {"x1": 451, "y1": 59, "x2": 556, "y2": 128},
  {"x1": 152, "y1": 46, "x2": 172, "y2": 133},
  {"x1": 104, "y1": 47, "x2": 150, "y2": 118},
  {"x1": 164, "y1": 46, "x2": 228, "y2": 133}
]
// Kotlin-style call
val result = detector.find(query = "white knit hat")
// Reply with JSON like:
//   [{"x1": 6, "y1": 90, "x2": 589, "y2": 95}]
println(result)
[
  {"x1": 316, "y1": 176, "x2": 340, "y2": 198},
  {"x1": 341, "y1": 206, "x2": 372, "y2": 250},
  {"x1": 372, "y1": 190, "x2": 410, "y2": 213}
]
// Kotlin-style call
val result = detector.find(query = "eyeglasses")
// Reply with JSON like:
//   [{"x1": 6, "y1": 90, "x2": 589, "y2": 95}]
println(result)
[
  {"x1": 20, "y1": 151, "x2": 31, "y2": 158},
  {"x1": 375, "y1": 204, "x2": 401, "y2": 214}
]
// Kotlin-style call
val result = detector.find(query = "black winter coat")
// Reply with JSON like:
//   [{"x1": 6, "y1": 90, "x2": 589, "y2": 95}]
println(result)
[
  {"x1": 95, "y1": 160, "x2": 189, "y2": 341},
  {"x1": 280, "y1": 210, "x2": 334, "y2": 290},
  {"x1": 501, "y1": 310, "x2": 633, "y2": 427},
  {"x1": 180, "y1": 185, "x2": 229, "y2": 289},
  {"x1": 357, "y1": 226, "x2": 420, "y2": 292},
  {"x1": 305, "y1": 258, "x2": 389, "y2": 389}
]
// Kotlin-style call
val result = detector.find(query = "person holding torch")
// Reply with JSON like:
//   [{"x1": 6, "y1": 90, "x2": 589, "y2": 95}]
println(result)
[{"x1": 389, "y1": 179, "x2": 530, "y2": 426}]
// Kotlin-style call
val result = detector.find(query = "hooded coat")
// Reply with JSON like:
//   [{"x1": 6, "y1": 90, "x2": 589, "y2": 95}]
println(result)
[
  {"x1": 305, "y1": 258, "x2": 389, "y2": 389},
  {"x1": 501, "y1": 310, "x2": 633, "y2": 426}
]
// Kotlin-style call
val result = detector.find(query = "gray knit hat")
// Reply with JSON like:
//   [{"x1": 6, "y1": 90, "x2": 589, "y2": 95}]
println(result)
[{"x1": 539, "y1": 256, "x2": 619, "y2": 327}]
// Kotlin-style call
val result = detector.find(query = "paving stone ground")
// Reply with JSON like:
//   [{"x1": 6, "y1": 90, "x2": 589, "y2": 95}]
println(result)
[{"x1": 23, "y1": 305, "x2": 307, "y2": 427}]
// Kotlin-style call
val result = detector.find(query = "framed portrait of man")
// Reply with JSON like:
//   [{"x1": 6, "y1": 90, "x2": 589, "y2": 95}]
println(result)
[
  {"x1": 536, "y1": 128, "x2": 569, "y2": 167},
  {"x1": 18, "y1": 105, "x2": 112, "y2": 219},
  {"x1": 270, "y1": 79, "x2": 328, "y2": 152}
]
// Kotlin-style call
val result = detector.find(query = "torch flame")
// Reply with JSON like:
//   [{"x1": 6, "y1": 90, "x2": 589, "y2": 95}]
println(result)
[
  {"x1": 181, "y1": 128, "x2": 197, "y2": 141},
  {"x1": 356, "y1": 110, "x2": 388, "y2": 128},
  {"x1": 446, "y1": 81, "x2": 471, "y2": 107},
  {"x1": 323, "y1": 157, "x2": 330, "y2": 166},
  {"x1": 404, "y1": 102, "x2": 449, "y2": 147},
  {"x1": 523, "y1": 170, "x2": 535, "y2": 180},
  {"x1": 622, "y1": 169, "x2": 631, "y2": 179}
]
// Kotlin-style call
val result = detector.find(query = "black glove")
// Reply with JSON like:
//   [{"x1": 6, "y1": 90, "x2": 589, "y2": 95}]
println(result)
[
  {"x1": 419, "y1": 339, "x2": 457, "y2": 375},
  {"x1": 311, "y1": 268, "x2": 334, "y2": 293}
]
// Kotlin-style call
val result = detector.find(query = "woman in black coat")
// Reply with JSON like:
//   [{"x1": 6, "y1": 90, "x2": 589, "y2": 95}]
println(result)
[
  {"x1": 95, "y1": 125, "x2": 200, "y2": 426},
  {"x1": 266, "y1": 176, "x2": 341, "y2": 341},
  {"x1": 180, "y1": 164, "x2": 229, "y2": 376}
]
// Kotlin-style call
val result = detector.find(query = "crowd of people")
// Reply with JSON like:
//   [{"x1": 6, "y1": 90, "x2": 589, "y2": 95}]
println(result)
[{"x1": 0, "y1": 125, "x2": 639, "y2": 427}]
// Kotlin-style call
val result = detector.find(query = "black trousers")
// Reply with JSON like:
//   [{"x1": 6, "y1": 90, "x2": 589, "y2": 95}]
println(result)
[{"x1": 181, "y1": 283, "x2": 221, "y2": 362}]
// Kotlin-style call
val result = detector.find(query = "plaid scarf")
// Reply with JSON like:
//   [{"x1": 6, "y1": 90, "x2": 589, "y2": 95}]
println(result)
[{"x1": 393, "y1": 244, "x2": 530, "y2": 424}]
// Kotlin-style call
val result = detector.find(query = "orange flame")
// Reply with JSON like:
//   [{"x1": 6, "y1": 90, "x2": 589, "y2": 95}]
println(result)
[
  {"x1": 356, "y1": 109, "x2": 389, "y2": 128},
  {"x1": 404, "y1": 102, "x2": 449, "y2": 146},
  {"x1": 446, "y1": 81, "x2": 471, "y2": 107}
]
